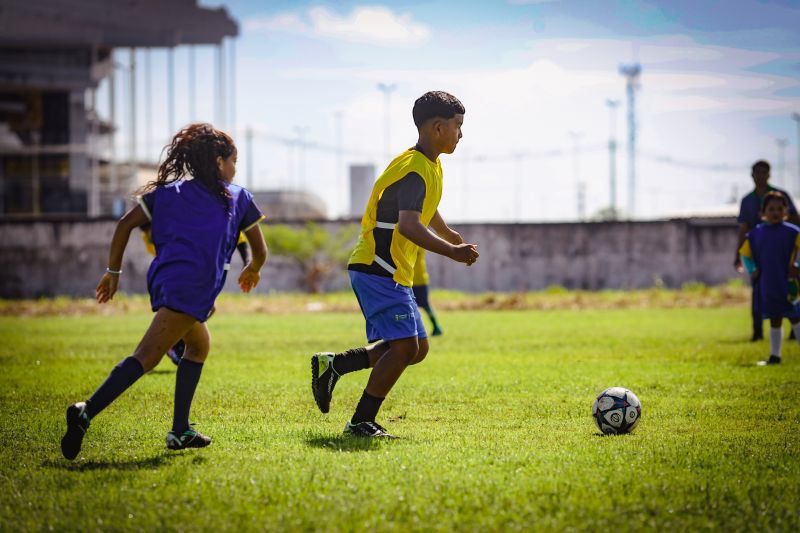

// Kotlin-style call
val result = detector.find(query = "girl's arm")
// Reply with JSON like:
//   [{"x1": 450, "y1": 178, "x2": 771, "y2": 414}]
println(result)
[
  {"x1": 96, "y1": 205, "x2": 149, "y2": 304},
  {"x1": 238, "y1": 223, "x2": 268, "y2": 293}
]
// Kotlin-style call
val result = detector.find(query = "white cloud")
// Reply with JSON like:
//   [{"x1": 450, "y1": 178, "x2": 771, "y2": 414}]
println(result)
[{"x1": 244, "y1": 5, "x2": 430, "y2": 46}]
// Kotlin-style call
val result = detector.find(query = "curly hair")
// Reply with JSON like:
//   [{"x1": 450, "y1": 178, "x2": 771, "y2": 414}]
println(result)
[
  {"x1": 412, "y1": 91, "x2": 465, "y2": 128},
  {"x1": 140, "y1": 123, "x2": 236, "y2": 212}
]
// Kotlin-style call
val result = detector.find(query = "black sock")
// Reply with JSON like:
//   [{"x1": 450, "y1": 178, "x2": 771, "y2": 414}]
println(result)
[
  {"x1": 85, "y1": 356, "x2": 145, "y2": 419},
  {"x1": 351, "y1": 390, "x2": 385, "y2": 424},
  {"x1": 172, "y1": 359, "x2": 204, "y2": 433},
  {"x1": 331, "y1": 347, "x2": 370, "y2": 375}
]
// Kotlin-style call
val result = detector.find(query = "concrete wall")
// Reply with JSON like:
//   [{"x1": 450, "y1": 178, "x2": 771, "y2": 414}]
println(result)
[{"x1": 0, "y1": 217, "x2": 740, "y2": 298}]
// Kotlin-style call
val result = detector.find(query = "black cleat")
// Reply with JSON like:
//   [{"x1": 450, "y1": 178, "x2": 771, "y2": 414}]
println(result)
[
  {"x1": 344, "y1": 420, "x2": 398, "y2": 439},
  {"x1": 166, "y1": 425, "x2": 212, "y2": 450},
  {"x1": 60, "y1": 402, "x2": 90, "y2": 460},
  {"x1": 311, "y1": 352, "x2": 340, "y2": 414},
  {"x1": 166, "y1": 339, "x2": 186, "y2": 366},
  {"x1": 757, "y1": 355, "x2": 782, "y2": 366}
]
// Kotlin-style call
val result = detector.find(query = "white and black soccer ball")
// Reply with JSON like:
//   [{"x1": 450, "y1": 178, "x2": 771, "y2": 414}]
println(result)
[{"x1": 592, "y1": 387, "x2": 641, "y2": 435}]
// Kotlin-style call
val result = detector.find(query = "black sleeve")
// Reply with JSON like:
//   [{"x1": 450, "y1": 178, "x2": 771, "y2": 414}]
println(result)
[{"x1": 396, "y1": 172, "x2": 426, "y2": 212}]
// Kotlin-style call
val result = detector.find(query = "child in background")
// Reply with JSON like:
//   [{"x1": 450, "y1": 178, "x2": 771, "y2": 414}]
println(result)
[
  {"x1": 60, "y1": 123, "x2": 267, "y2": 459},
  {"x1": 739, "y1": 190, "x2": 800, "y2": 365},
  {"x1": 412, "y1": 249, "x2": 443, "y2": 336},
  {"x1": 310, "y1": 91, "x2": 479, "y2": 438}
]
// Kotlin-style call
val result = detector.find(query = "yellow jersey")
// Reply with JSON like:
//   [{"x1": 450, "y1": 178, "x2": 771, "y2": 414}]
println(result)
[{"x1": 349, "y1": 148, "x2": 443, "y2": 286}]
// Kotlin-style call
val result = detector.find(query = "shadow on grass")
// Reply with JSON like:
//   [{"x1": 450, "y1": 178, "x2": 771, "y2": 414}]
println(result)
[
  {"x1": 42, "y1": 451, "x2": 179, "y2": 472},
  {"x1": 146, "y1": 369, "x2": 175, "y2": 376},
  {"x1": 305, "y1": 433, "x2": 391, "y2": 452}
]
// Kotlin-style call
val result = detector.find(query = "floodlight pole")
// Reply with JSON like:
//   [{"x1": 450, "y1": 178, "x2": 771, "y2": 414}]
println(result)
[
  {"x1": 619, "y1": 63, "x2": 641, "y2": 219},
  {"x1": 377, "y1": 83, "x2": 396, "y2": 160},
  {"x1": 570, "y1": 131, "x2": 585, "y2": 221},
  {"x1": 606, "y1": 99, "x2": 620, "y2": 218}
]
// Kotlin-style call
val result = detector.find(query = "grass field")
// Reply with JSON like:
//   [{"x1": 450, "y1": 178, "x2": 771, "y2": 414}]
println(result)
[{"x1": 1, "y1": 293, "x2": 799, "y2": 531}]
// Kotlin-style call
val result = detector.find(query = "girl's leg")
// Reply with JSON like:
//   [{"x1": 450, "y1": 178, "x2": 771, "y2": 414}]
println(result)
[
  {"x1": 87, "y1": 307, "x2": 196, "y2": 419},
  {"x1": 768, "y1": 317, "x2": 783, "y2": 358},
  {"x1": 171, "y1": 321, "x2": 210, "y2": 434},
  {"x1": 61, "y1": 308, "x2": 196, "y2": 460}
]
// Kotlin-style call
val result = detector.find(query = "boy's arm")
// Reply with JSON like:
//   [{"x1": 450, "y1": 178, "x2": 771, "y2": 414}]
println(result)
[
  {"x1": 96, "y1": 205, "x2": 149, "y2": 303},
  {"x1": 430, "y1": 210, "x2": 464, "y2": 245},
  {"x1": 398, "y1": 210, "x2": 478, "y2": 265},
  {"x1": 238, "y1": 224, "x2": 268, "y2": 293}
]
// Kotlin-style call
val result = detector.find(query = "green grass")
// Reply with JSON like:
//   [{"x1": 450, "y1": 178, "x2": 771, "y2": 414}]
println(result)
[{"x1": 1, "y1": 301, "x2": 799, "y2": 531}]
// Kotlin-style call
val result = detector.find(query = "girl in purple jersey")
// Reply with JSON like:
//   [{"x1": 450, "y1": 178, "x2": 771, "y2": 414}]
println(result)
[
  {"x1": 740, "y1": 191, "x2": 800, "y2": 365},
  {"x1": 60, "y1": 124, "x2": 267, "y2": 460}
]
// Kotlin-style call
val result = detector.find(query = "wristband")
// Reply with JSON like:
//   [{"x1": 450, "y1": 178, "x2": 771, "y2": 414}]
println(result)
[{"x1": 106, "y1": 267, "x2": 122, "y2": 275}]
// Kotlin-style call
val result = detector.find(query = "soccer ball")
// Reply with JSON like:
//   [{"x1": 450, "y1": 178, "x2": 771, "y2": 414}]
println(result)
[{"x1": 592, "y1": 387, "x2": 641, "y2": 435}]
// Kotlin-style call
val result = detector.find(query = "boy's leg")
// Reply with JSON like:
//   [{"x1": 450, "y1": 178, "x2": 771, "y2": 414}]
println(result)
[
  {"x1": 311, "y1": 342, "x2": 389, "y2": 414},
  {"x1": 61, "y1": 308, "x2": 195, "y2": 460},
  {"x1": 791, "y1": 317, "x2": 800, "y2": 345},
  {"x1": 168, "y1": 321, "x2": 212, "y2": 450}
]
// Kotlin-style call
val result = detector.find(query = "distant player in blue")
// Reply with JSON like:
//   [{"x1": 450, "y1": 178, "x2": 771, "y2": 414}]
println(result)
[
  {"x1": 739, "y1": 191, "x2": 800, "y2": 365},
  {"x1": 60, "y1": 123, "x2": 267, "y2": 460},
  {"x1": 734, "y1": 160, "x2": 800, "y2": 341}
]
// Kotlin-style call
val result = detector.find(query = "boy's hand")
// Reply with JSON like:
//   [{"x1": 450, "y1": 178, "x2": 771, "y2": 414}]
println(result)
[
  {"x1": 751, "y1": 268, "x2": 760, "y2": 281},
  {"x1": 238, "y1": 263, "x2": 261, "y2": 293},
  {"x1": 790, "y1": 265, "x2": 798, "y2": 279},
  {"x1": 95, "y1": 272, "x2": 119, "y2": 304},
  {"x1": 449, "y1": 243, "x2": 479, "y2": 265}
]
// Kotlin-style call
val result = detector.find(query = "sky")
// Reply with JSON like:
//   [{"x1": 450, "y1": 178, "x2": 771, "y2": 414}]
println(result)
[{"x1": 102, "y1": 0, "x2": 800, "y2": 221}]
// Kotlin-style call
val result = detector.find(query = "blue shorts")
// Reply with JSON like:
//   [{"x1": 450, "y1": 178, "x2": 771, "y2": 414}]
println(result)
[{"x1": 349, "y1": 270, "x2": 427, "y2": 343}]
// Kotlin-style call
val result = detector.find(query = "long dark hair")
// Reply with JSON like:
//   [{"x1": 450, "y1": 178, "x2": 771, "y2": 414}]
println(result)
[{"x1": 140, "y1": 123, "x2": 235, "y2": 211}]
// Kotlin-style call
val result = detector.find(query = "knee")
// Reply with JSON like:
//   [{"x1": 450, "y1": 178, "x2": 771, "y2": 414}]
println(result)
[
  {"x1": 409, "y1": 340, "x2": 429, "y2": 365},
  {"x1": 183, "y1": 337, "x2": 211, "y2": 363}
]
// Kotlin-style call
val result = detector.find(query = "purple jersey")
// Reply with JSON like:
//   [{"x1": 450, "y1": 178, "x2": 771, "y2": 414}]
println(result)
[
  {"x1": 746, "y1": 221, "x2": 800, "y2": 318},
  {"x1": 137, "y1": 179, "x2": 263, "y2": 321}
]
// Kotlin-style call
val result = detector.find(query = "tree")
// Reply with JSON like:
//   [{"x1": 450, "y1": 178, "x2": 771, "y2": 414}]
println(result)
[{"x1": 264, "y1": 222, "x2": 359, "y2": 293}]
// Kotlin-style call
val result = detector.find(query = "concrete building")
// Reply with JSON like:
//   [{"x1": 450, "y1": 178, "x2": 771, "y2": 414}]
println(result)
[
  {"x1": 252, "y1": 190, "x2": 327, "y2": 221},
  {"x1": 0, "y1": 0, "x2": 237, "y2": 218},
  {"x1": 349, "y1": 163, "x2": 375, "y2": 217}
]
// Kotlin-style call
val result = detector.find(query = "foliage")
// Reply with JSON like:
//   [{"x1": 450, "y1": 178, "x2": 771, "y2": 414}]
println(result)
[
  {"x1": 1, "y1": 306, "x2": 798, "y2": 531},
  {"x1": 263, "y1": 222, "x2": 358, "y2": 293}
]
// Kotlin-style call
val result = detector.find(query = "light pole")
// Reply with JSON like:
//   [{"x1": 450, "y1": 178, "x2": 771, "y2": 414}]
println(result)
[
  {"x1": 606, "y1": 99, "x2": 620, "y2": 219},
  {"x1": 377, "y1": 83, "x2": 396, "y2": 159},
  {"x1": 619, "y1": 63, "x2": 641, "y2": 219},
  {"x1": 569, "y1": 131, "x2": 585, "y2": 221}
]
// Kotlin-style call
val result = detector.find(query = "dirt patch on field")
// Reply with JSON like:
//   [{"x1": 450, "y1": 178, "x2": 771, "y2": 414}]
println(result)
[{"x1": 0, "y1": 285, "x2": 751, "y2": 317}]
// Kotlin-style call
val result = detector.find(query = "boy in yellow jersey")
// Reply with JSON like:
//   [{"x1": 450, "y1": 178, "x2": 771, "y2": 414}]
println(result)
[
  {"x1": 311, "y1": 91, "x2": 479, "y2": 438},
  {"x1": 412, "y1": 249, "x2": 443, "y2": 336},
  {"x1": 140, "y1": 223, "x2": 252, "y2": 364}
]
